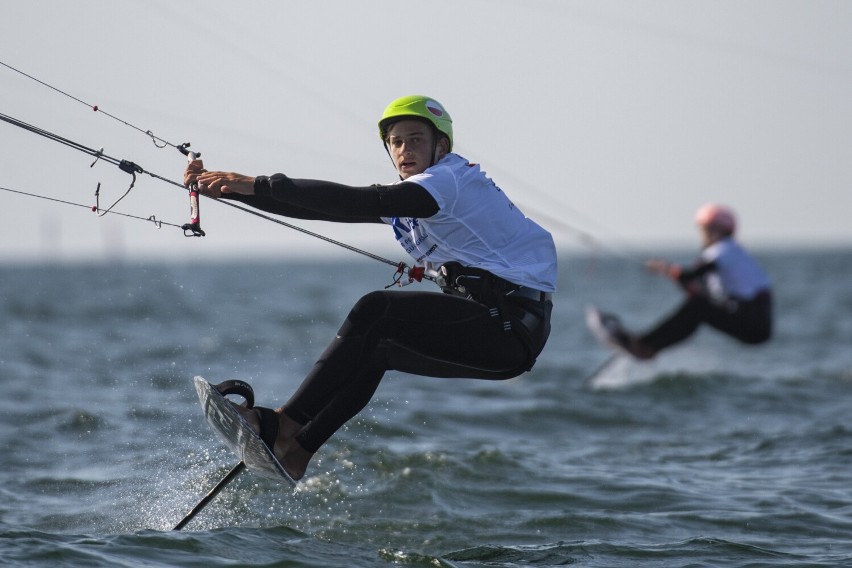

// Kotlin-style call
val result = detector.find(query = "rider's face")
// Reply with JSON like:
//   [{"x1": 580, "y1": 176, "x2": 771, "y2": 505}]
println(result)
[{"x1": 386, "y1": 120, "x2": 446, "y2": 179}]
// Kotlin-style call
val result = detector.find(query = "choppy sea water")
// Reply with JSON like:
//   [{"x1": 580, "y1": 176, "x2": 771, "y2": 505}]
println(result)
[{"x1": 2, "y1": 249, "x2": 851, "y2": 567}]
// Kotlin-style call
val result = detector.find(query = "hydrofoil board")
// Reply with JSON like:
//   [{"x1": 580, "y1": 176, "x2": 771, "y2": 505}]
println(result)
[
  {"x1": 584, "y1": 306, "x2": 665, "y2": 390},
  {"x1": 585, "y1": 305, "x2": 632, "y2": 356},
  {"x1": 194, "y1": 376, "x2": 295, "y2": 486}
]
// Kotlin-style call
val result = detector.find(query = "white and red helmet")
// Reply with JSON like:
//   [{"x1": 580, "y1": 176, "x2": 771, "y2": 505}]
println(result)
[{"x1": 695, "y1": 203, "x2": 736, "y2": 235}]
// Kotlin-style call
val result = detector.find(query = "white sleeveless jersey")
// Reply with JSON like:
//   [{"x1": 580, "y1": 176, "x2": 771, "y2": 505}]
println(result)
[
  {"x1": 700, "y1": 237, "x2": 771, "y2": 301},
  {"x1": 381, "y1": 153, "x2": 557, "y2": 292}
]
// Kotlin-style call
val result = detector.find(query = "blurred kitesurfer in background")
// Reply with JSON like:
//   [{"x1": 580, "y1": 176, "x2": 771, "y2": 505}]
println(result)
[{"x1": 592, "y1": 203, "x2": 772, "y2": 360}]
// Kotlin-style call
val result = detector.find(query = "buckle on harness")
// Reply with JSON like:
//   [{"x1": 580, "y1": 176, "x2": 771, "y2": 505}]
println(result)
[
  {"x1": 437, "y1": 262, "x2": 516, "y2": 297},
  {"x1": 437, "y1": 262, "x2": 471, "y2": 296},
  {"x1": 437, "y1": 262, "x2": 516, "y2": 330}
]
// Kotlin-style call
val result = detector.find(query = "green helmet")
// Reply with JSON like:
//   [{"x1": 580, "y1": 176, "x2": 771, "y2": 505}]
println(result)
[{"x1": 378, "y1": 95, "x2": 453, "y2": 150}]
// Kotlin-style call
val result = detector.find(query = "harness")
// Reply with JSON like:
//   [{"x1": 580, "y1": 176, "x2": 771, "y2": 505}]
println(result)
[{"x1": 436, "y1": 262, "x2": 552, "y2": 371}]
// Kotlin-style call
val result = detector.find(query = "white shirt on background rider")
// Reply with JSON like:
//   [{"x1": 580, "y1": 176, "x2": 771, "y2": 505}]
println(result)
[{"x1": 701, "y1": 237, "x2": 770, "y2": 302}]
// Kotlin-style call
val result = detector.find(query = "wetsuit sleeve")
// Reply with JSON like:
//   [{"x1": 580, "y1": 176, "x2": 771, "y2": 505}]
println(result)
[
  {"x1": 676, "y1": 260, "x2": 716, "y2": 289},
  {"x1": 221, "y1": 175, "x2": 439, "y2": 223}
]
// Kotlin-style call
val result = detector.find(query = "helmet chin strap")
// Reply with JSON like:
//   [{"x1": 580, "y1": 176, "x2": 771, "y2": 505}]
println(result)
[{"x1": 429, "y1": 140, "x2": 439, "y2": 168}]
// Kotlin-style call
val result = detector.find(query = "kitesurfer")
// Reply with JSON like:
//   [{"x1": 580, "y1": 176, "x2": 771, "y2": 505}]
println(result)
[
  {"x1": 595, "y1": 204, "x2": 772, "y2": 360},
  {"x1": 183, "y1": 95, "x2": 557, "y2": 480}
]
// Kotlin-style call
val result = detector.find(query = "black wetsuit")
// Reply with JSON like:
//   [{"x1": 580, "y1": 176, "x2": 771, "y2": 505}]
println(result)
[
  {"x1": 639, "y1": 259, "x2": 772, "y2": 353},
  {"x1": 223, "y1": 175, "x2": 553, "y2": 452}
]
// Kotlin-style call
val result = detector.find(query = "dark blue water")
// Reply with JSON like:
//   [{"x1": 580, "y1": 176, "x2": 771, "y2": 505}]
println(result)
[{"x1": 2, "y1": 249, "x2": 851, "y2": 567}]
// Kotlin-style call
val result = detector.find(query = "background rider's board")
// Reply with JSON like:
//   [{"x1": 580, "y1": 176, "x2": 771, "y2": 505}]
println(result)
[{"x1": 585, "y1": 305, "x2": 630, "y2": 356}]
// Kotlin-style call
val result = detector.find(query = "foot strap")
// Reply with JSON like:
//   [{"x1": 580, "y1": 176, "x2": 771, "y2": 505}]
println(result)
[
  {"x1": 214, "y1": 380, "x2": 255, "y2": 408},
  {"x1": 254, "y1": 407, "x2": 280, "y2": 450},
  {"x1": 214, "y1": 380, "x2": 278, "y2": 451}
]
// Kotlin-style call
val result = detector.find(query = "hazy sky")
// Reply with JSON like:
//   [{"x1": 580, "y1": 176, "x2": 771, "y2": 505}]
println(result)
[{"x1": 1, "y1": 1, "x2": 850, "y2": 264}]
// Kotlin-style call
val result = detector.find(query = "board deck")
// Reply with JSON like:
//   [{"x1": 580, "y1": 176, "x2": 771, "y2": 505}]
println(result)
[{"x1": 194, "y1": 376, "x2": 296, "y2": 486}]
